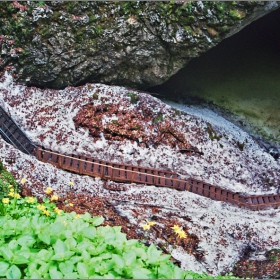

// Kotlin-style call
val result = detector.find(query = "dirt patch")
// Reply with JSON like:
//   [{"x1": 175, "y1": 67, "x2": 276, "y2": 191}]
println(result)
[
  {"x1": 73, "y1": 95, "x2": 200, "y2": 152},
  {"x1": 232, "y1": 248, "x2": 280, "y2": 279}
]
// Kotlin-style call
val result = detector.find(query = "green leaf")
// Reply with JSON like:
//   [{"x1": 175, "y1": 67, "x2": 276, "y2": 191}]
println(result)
[
  {"x1": 49, "y1": 222, "x2": 65, "y2": 237},
  {"x1": 185, "y1": 274, "x2": 194, "y2": 279},
  {"x1": 114, "y1": 232, "x2": 127, "y2": 243},
  {"x1": 173, "y1": 265, "x2": 185, "y2": 279},
  {"x1": 63, "y1": 272, "x2": 79, "y2": 279},
  {"x1": 112, "y1": 254, "x2": 124, "y2": 269},
  {"x1": 17, "y1": 235, "x2": 36, "y2": 247},
  {"x1": 37, "y1": 249, "x2": 53, "y2": 262},
  {"x1": 8, "y1": 240, "x2": 18, "y2": 251},
  {"x1": 38, "y1": 262, "x2": 50, "y2": 275},
  {"x1": 0, "y1": 245, "x2": 14, "y2": 261},
  {"x1": 158, "y1": 263, "x2": 173, "y2": 278},
  {"x1": 49, "y1": 265, "x2": 63, "y2": 279},
  {"x1": 89, "y1": 256, "x2": 102, "y2": 266},
  {"x1": 99, "y1": 252, "x2": 112, "y2": 260},
  {"x1": 159, "y1": 254, "x2": 171, "y2": 262},
  {"x1": 60, "y1": 229, "x2": 73, "y2": 239},
  {"x1": 95, "y1": 261, "x2": 114, "y2": 275},
  {"x1": 91, "y1": 216, "x2": 104, "y2": 226},
  {"x1": 38, "y1": 232, "x2": 50, "y2": 245},
  {"x1": 51, "y1": 250, "x2": 74, "y2": 262},
  {"x1": 30, "y1": 271, "x2": 41, "y2": 279},
  {"x1": 147, "y1": 244, "x2": 161, "y2": 264},
  {"x1": 12, "y1": 254, "x2": 29, "y2": 265},
  {"x1": 0, "y1": 261, "x2": 10, "y2": 276},
  {"x1": 126, "y1": 239, "x2": 138, "y2": 247},
  {"x1": 65, "y1": 237, "x2": 77, "y2": 250},
  {"x1": 27, "y1": 262, "x2": 37, "y2": 274},
  {"x1": 69, "y1": 255, "x2": 83, "y2": 264},
  {"x1": 82, "y1": 250, "x2": 91, "y2": 263},
  {"x1": 112, "y1": 226, "x2": 122, "y2": 233},
  {"x1": 82, "y1": 212, "x2": 92, "y2": 222},
  {"x1": 0, "y1": 216, "x2": 8, "y2": 227},
  {"x1": 59, "y1": 260, "x2": 74, "y2": 275},
  {"x1": 82, "y1": 227, "x2": 96, "y2": 239},
  {"x1": 132, "y1": 268, "x2": 152, "y2": 279},
  {"x1": 53, "y1": 239, "x2": 68, "y2": 254},
  {"x1": 76, "y1": 239, "x2": 91, "y2": 253},
  {"x1": 6, "y1": 265, "x2": 21, "y2": 279},
  {"x1": 77, "y1": 262, "x2": 89, "y2": 278},
  {"x1": 133, "y1": 247, "x2": 147, "y2": 260},
  {"x1": 123, "y1": 250, "x2": 136, "y2": 266}
]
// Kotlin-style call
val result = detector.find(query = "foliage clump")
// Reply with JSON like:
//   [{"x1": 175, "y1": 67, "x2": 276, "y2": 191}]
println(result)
[
  {"x1": 0, "y1": 160, "x2": 17, "y2": 188},
  {"x1": 127, "y1": 92, "x2": 139, "y2": 104},
  {"x1": 0, "y1": 164, "x2": 239, "y2": 279},
  {"x1": 206, "y1": 123, "x2": 222, "y2": 141}
]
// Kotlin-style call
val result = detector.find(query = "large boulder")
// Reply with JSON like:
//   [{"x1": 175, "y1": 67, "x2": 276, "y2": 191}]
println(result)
[{"x1": 0, "y1": 1, "x2": 279, "y2": 89}]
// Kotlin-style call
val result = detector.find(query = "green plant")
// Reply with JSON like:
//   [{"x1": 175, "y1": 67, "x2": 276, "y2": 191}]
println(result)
[
  {"x1": 92, "y1": 93, "x2": 99, "y2": 100},
  {"x1": 37, "y1": 1, "x2": 45, "y2": 7},
  {"x1": 269, "y1": 255, "x2": 278, "y2": 262},
  {"x1": 153, "y1": 113, "x2": 164, "y2": 124},
  {"x1": 127, "y1": 92, "x2": 139, "y2": 104},
  {"x1": 237, "y1": 141, "x2": 245, "y2": 151},
  {"x1": 0, "y1": 161, "x2": 17, "y2": 188},
  {"x1": 0, "y1": 199, "x2": 192, "y2": 279},
  {"x1": 206, "y1": 123, "x2": 222, "y2": 141}
]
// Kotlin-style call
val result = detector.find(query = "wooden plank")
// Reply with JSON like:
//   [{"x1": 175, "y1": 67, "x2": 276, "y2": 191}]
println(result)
[
  {"x1": 146, "y1": 169, "x2": 154, "y2": 184},
  {"x1": 92, "y1": 161, "x2": 100, "y2": 175},
  {"x1": 196, "y1": 182, "x2": 204, "y2": 195},
  {"x1": 257, "y1": 197, "x2": 264, "y2": 204},
  {"x1": 159, "y1": 172, "x2": 165, "y2": 186},
  {"x1": 209, "y1": 186, "x2": 216, "y2": 199},
  {"x1": 177, "y1": 180, "x2": 186, "y2": 191},
  {"x1": 42, "y1": 151, "x2": 51, "y2": 162}
]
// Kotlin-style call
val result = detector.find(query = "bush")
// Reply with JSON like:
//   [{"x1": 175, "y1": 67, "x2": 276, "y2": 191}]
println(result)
[
  {"x1": 0, "y1": 202, "x2": 186, "y2": 279},
  {"x1": 0, "y1": 160, "x2": 18, "y2": 188},
  {"x1": 0, "y1": 162, "x2": 239, "y2": 279}
]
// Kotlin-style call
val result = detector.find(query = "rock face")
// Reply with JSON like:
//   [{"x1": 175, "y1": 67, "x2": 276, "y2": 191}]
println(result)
[{"x1": 0, "y1": 1, "x2": 279, "y2": 89}]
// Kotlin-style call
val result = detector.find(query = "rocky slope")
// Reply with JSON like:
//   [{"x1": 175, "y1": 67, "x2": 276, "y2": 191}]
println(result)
[
  {"x1": 0, "y1": 1, "x2": 279, "y2": 89},
  {"x1": 0, "y1": 72, "x2": 280, "y2": 277}
]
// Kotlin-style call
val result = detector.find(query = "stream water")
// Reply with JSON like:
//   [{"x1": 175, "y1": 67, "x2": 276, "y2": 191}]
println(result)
[{"x1": 148, "y1": 8, "x2": 280, "y2": 152}]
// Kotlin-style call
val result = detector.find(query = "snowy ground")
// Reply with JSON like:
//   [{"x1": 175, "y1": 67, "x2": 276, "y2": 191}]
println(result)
[{"x1": 0, "y1": 72, "x2": 280, "y2": 276}]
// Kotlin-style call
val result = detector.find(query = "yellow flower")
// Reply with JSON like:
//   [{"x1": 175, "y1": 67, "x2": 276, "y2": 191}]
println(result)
[
  {"x1": 45, "y1": 187, "x2": 53, "y2": 195},
  {"x1": 26, "y1": 197, "x2": 35, "y2": 203},
  {"x1": 9, "y1": 188, "x2": 14, "y2": 192},
  {"x1": 50, "y1": 194, "x2": 58, "y2": 201},
  {"x1": 148, "y1": 221, "x2": 156, "y2": 226},
  {"x1": 171, "y1": 225, "x2": 182, "y2": 233},
  {"x1": 8, "y1": 185, "x2": 13, "y2": 188},
  {"x1": 8, "y1": 192, "x2": 14, "y2": 197},
  {"x1": 176, "y1": 229, "x2": 187, "y2": 239},
  {"x1": 74, "y1": 214, "x2": 81, "y2": 219},
  {"x1": 142, "y1": 224, "x2": 150, "y2": 231},
  {"x1": 37, "y1": 204, "x2": 45, "y2": 211},
  {"x1": 69, "y1": 203, "x2": 73, "y2": 207},
  {"x1": 54, "y1": 207, "x2": 62, "y2": 215},
  {"x1": 42, "y1": 210, "x2": 50, "y2": 216},
  {"x1": 68, "y1": 181, "x2": 74, "y2": 186},
  {"x1": 14, "y1": 193, "x2": 21, "y2": 199},
  {"x1": 20, "y1": 178, "x2": 27, "y2": 184},
  {"x1": 2, "y1": 198, "x2": 9, "y2": 204}
]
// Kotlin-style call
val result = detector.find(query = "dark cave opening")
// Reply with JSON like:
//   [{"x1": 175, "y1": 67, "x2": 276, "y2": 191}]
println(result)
[{"x1": 147, "y1": 7, "x2": 280, "y2": 149}]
